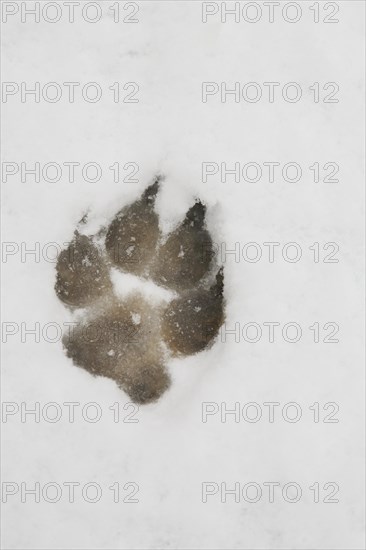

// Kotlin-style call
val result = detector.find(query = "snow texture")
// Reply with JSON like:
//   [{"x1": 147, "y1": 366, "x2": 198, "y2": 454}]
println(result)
[{"x1": 1, "y1": 1, "x2": 365, "y2": 549}]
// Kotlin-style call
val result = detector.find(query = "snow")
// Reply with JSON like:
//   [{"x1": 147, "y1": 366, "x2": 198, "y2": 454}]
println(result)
[{"x1": 1, "y1": 1, "x2": 365, "y2": 549}]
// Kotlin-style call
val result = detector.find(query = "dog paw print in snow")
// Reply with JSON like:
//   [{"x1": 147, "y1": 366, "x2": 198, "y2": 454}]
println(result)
[{"x1": 55, "y1": 178, "x2": 225, "y2": 404}]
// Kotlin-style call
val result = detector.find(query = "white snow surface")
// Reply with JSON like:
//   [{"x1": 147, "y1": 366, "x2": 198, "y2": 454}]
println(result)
[{"x1": 1, "y1": 2, "x2": 365, "y2": 549}]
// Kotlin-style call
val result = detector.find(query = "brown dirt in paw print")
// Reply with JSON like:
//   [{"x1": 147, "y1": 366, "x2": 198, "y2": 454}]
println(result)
[
  {"x1": 119, "y1": 363, "x2": 171, "y2": 405},
  {"x1": 150, "y1": 201, "x2": 214, "y2": 291},
  {"x1": 55, "y1": 231, "x2": 112, "y2": 308},
  {"x1": 105, "y1": 180, "x2": 161, "y2": 277},
  {"x1": 161, "y1": 268, "x2": 225, "y2": 355},
  {"x1": 55, "y1": 179, "x2": 225, "y2": 403},
  {"x1": 63, "y1": 294, "x2": 170, "y2": 404}
]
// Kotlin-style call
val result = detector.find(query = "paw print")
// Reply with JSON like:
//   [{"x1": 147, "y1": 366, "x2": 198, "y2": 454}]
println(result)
[{"x1": 55, "y1": 178, "x2": 225, "y2": 404}]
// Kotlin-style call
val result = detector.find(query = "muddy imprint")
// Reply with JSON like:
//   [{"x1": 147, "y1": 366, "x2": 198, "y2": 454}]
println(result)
[
  {"x1": 64, "y1": 294, "x2": 170, "y2": 404},
  {"x1": 55, "y1": 179, "x2": 225, "y2": 403},
  {"x1": 55, "y1": 232, "x2": 112, "y2": 308},
  {"x1": 150, "y1": 201, "x2": 214, "y2": 291},
  {"x1": 105, "y1": 180, "x2": 160, "y2": 276},
  {"x1": 161, "y1": 268, "x2": 224, "y2": 356}
]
